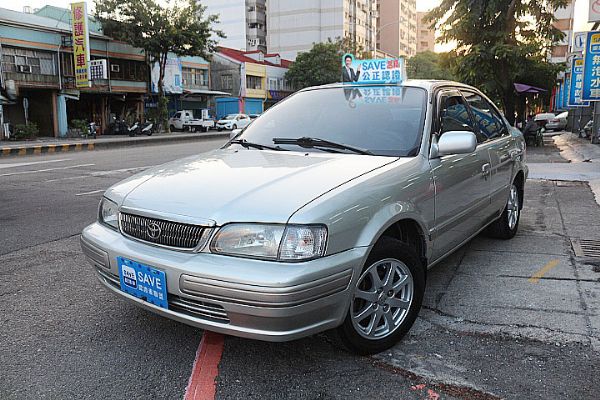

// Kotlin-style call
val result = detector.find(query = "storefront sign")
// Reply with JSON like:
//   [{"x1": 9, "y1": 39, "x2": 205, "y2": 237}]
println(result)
[
  {"x1": 569, "y1": 57, "x2": 591, "y2": 107},
  {"x1": 151, "y1": 57, "x2": 183, "y2": 94},
  {"x1": 582, "y1": 30, "x2": 600, "y2": 101},
  {"x1": 573, "y1": 32, "x2": 587, "y2": 53},
  {"x1": 71, "y1": 2, "x2": 91, "y2": 88},
  {"x1": 341, "y1": 54, "x2": 405, "y2": 85},
  {"x1": 590, "y1": 0, "x2": 600, "y2": 23}
]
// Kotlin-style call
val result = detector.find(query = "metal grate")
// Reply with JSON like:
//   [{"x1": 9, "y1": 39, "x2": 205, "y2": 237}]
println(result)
[
  {"x1": 571, "y1": 238, "x2": 600, "y2": 258},
  {"x1": 120, "y1": 212, "x2": 209, "y2": 250},
  {"x1": 96, "y1": 268, "x2": 229, "y2": 323}
]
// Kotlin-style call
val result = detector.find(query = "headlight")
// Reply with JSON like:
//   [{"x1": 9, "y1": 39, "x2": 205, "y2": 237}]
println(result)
[
  {"x1": 210, "y1": 224, "x2": 327, "y2": 261},
  {"x1": 98, "y1": 197, "x2": 119, "y2": 230}
]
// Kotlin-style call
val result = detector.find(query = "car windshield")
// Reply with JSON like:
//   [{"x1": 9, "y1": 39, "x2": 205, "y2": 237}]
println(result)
[
  {"x1": 235, "y1": 85, "x2": 427, "y2": 157},
  {"x1": 224, "y1": 115, "x2": 237, "y2": 120}
]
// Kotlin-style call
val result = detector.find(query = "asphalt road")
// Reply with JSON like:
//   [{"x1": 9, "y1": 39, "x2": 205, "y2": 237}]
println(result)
[{"x1": 1, "y1": 140, "x2": 599, "y2": 399}]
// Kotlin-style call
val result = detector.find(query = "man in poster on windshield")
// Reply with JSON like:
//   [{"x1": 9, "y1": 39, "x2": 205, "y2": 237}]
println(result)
[{"x1": 341, "y1": 53, "x2": 406, "y2": 85}]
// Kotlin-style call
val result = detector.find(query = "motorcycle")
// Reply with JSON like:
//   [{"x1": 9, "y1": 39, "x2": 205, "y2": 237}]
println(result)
[
  {"x1": 107, "y1": 119, "x2": 129, "y2": 135},
  {"x1": 88, "y1": 122, "x2": 97, "y2": 139},
  {"x1": 140, "y1": 121, "x2": 154, "y2": 136},
  {"x1": 128, "y1": 121, "x2": 154, "y2": 137},
  {"x1": 128, "y1": 121, "x2": 140, "y2": 137}
]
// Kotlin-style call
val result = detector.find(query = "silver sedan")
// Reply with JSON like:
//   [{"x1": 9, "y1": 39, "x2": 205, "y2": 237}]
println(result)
[{"x1": 81, "y1": 80, "x2": 527, "y2": 354}]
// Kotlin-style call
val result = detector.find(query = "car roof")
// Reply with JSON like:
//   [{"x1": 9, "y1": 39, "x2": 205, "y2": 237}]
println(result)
[{"x1": 299, "y1": 79, "x2": 481, "y2": 93}]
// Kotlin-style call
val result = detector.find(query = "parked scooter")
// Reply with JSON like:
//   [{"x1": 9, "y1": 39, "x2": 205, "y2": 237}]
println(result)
[
  {"x1": 88, "y1": 121, "x2": 97, "y2": 139},
  {"x1": 128, "y1": 121, "x2": 140, "y2": 137},
  {"x1": 107, "y1": 119, "x2": 129, "y2": 135},
  {"x1": 140, "y1": 121, "x2": 154, "y2": 136}
]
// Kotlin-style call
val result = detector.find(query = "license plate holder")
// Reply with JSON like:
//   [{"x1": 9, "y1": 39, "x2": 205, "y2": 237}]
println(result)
[{"x1": 117, "y1": 257, "x2": 168, "y2": 309}]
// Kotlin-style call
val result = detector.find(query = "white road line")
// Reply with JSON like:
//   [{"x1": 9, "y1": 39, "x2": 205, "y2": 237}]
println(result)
[
  {"x1": 0, "y1": 158, "x2": 71, "y2": 169},
  {"x1": 0, "y1": 163, "x2": 95, "y2": 177},
  {"x1": 75, "y1": 189, "x2": 105, "y2": 196},
  {"x1": 45, "y1": 165, "x2": 155, "y2": 183}
]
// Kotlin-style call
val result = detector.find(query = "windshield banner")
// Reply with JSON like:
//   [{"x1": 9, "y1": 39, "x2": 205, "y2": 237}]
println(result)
[{"x1": 341, "y1": 54, "x2": 406, "y2": 85}]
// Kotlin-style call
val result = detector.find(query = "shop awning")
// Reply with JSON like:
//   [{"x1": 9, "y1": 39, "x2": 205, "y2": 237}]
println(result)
[
  {"x1": 514, "y1": 83, "x2": 547, "y2": 94},
  {"x1": 183, "y1": 89, "x2": 232, "y2": 96}
]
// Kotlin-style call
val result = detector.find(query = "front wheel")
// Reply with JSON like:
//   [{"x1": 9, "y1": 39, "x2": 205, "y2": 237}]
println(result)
[
  {"x1": 486, "y1": 182, "x2": 521, "y2": 239},
  {"x1": 338, "y1": 237, "x2": 425, "y2": 355},
  {"x1": 231, "y1": 124, "x2": 237, "y2": 130}
]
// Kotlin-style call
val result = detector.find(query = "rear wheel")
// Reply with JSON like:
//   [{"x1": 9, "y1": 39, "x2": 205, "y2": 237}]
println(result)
[
  {"x1": 487, "y1": 182, "x2": 521, "y2": 239},
  {"x1": 338, "y1": 237, "x2": 425, "y2": 355}
]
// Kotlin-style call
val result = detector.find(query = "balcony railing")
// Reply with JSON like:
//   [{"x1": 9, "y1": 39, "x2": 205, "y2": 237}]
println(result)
[{"x1": 3, "y1": 72, "x2": 59, "y2": 87}]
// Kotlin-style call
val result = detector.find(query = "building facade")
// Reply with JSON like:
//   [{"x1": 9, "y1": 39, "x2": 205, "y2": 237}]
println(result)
[
  {"x1": 267, "y1": 0, "x2": 377, "y2": 61},
  {"x1": 416, "y1": 11, "x2": 435, "y2": 53},
  {"x1": 0, "y1": 6, "x2": 148, "y2": 138},
  {"x1": 202, "y1": 0, "x2": 267, "y2": 52},
  {"x1": 550, "y1": 0, "x2": 574, "y2": 64},
  {"x1": 376, "y1": 0, "x2": 417, "y2": 58},
  {"x1": 210, "y1": 47, "x2": 292, "y2": 118}
]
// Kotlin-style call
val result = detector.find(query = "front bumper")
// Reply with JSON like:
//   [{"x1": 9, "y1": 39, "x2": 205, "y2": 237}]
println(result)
[{"x1": 81, "y1": 222, "x2": 368, "y2": 341}]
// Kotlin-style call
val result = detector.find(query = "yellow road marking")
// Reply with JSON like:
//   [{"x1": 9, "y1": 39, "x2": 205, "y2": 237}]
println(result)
[
  {"x1": 87, "y1": 143, "x2": 94, "y2": 151},
  {"x1": 2, "y1": 148, "x2": 10, "y2": 155},
  {"x1": 62, "y1": 144, "x2": 70, "y2": 152},
  {"x1": 75, "y1": 143, "x2": 83, "y2": 151},
  {"x1": 17, "y1": 148, "x2": 26, "y2": 156},
  {"x1": 47, "y1": 145, "x2": 56, "y2": 153},
  {"x1": 528, "y1": 259, "x2": 560, "y2": 283},
  {"x1": 33, "y1": 146, "x2": 42, "y2": 155}
]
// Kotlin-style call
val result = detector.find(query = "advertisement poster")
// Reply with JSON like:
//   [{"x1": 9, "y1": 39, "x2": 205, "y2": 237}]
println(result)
[
  {"x1": 70, "y1": 2, "x2": 91, "y2": 88},
  {"x1": 341, "y1": 54, "x2": 406, "y2": 85},
  {"x1": 569, "y1": 57, "x2": 591, "y2": 107},
  {"x1": 582, "y1": 30, "x2": 600, "y2": 101},
  {"x1": 151, "y1": 57, "x2": 183, "y2": 94}
]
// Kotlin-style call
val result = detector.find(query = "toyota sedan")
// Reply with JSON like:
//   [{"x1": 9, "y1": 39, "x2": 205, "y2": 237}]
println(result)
[{"x1": 81, "y1": 81, "x2": 527, "y2": 354}]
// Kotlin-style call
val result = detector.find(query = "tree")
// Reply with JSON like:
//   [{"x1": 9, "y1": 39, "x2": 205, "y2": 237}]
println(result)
[
  {"x1": 407, "y1": 51, "x2": 456, "y2": 80},
  {"x1": 95, "y1": 0, "x2": 223, "y2": 130},
  {"x1": 285, "y1": 38, "x2": 368, "y2": 89},
  {"x1": 426, "y1": 0, "x2": 567, "y2": 124}
]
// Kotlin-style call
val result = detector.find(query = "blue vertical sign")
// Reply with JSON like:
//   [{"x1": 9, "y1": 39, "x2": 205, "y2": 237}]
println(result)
[
  {"x1": 558, "y1": 82, "x2": 564, "y2": 109},
  {"x1": 582, "y1": 30, "x2": 600, "y2": 101},
  {"x1": 569, "y1": 58, "x2": 591, "y2": 107},
  {"x1": 563, "y1": 76, "x2": 570, "y2": 108}
]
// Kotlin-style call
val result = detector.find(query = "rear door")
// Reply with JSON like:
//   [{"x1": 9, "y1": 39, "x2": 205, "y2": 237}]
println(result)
[
  {"x1": 461, "y1": 91, "x2": 513, "y2": 217},
  {"x1": 430, "y1": 89, "x2": 492, "y2": 259}
]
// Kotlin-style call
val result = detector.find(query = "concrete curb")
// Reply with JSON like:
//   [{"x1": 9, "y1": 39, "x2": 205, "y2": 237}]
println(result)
[{"x1": 0, "y1": 132, "x2": 229, "y2": 157}]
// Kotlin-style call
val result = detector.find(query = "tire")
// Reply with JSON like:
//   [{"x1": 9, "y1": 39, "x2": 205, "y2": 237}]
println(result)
[
  {"x1": 338, "y1": 237, "x2": 425, "y2": 355},
  {"x1": 232, "y1": 124, "x2": 237, "y2": 130},
  {"x1": 169, "y1": 125, "x2": 176, "y2": 132},
  {"x1": 217, "y1": 128, "x2": 223, "y2": 132},
  {"x1": 486, "y1": 182, "x2": 521, "y2": 240}
]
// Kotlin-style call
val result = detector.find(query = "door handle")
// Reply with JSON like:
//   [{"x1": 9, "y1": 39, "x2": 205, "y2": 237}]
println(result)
[{"x1": 481, "y1": 163, "x2": 491, "y2": 178}]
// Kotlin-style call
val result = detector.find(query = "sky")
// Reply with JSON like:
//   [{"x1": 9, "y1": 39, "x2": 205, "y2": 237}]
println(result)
[{"x1": 0, "y1": 0, "x2": 591, "y2": 52}]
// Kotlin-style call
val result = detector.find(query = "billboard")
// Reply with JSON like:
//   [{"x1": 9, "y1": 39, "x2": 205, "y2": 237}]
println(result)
[
  {"x1": 569, "y1": 57, "x2": 591, "y2": 107},
  {"x1": 582, "y1": 31, "x2": 600, "y2": 101},
  {"x1": 341, "y1": 54, "x2": 406, "y2": 85},
  {"x1": 71, "y1": 2, "x2": 91, "y2": 88},
  {"x1": 151, "y1": 57, "x2": 183, "y2": 94}
]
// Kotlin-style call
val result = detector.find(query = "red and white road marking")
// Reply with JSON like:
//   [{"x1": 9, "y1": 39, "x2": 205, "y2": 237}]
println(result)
[{"x1": 184, "y1": 331, "x2": 225, "y2": 400}]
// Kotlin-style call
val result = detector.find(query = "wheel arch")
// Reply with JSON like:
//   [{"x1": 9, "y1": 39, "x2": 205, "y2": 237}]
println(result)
[
  {"x1": 513, "y1": 169, "x2": 525, "y2": 210},
  {"x1": 372, "y1": 217, "x2": 429, "y2": 271}
]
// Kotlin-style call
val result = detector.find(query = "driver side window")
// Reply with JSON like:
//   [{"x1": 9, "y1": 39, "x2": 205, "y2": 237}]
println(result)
[{"x1": 438, "y1": 94, "x2": 476, "y2": 136}]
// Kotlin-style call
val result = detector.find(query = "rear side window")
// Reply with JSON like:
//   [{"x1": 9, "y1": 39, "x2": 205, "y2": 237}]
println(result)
[
  {"x1": 173, "y1": 112, "x2": 181, "y2": 119},
  {"x1": 438, "y1": 93, "x2": 476, "y2": 136},
  {"x1": 462, "y1": 91, "x2": 507, "y2": 142}
]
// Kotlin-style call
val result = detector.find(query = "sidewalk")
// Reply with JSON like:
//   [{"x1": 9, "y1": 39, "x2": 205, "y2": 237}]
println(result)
[
  {"x1": 527, "y1": 131, "x2": 600, "y2": 205},
  {"x1": 0, "y1": 130, "x2": 230, "y2": 157}
]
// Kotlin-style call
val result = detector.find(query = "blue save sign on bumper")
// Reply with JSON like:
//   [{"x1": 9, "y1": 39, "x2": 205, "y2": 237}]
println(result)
[{"x1": 118, "y1": 257, "x2": 168, "y2": 309}]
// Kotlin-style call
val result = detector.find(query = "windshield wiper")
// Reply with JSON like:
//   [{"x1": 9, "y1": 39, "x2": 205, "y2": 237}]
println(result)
[
  {"x1": 272, "y1": 137, "x2": 373, "y2": 155},
  {"x1": 230, "y1": 139, "x2": 286, "y2": 151}
]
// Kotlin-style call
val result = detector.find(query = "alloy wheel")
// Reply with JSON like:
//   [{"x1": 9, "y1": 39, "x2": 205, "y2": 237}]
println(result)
[{"x1": 507, "y1": 185, "x2": 520, "y2": 230}]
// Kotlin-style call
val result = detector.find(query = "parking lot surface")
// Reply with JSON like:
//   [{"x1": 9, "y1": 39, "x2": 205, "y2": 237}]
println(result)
[{"x1": 1, "y1": 136, "x2": 599, "y2": 399}]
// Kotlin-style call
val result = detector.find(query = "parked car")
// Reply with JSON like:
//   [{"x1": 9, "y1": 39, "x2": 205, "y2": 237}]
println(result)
[
  {"x1": 81, "y1": 80, "x2": 527, "y2": 355},
  {"x1": 546, "y1": 111, "x2": 568, "y2": 131},
  {"x1": 534, "y1": 112, "x2": 555, "y2": 129},
  {"x1": 216, "y1": 114, "x2": 251, "y2": 131},
  {"x1": 168, "y1": 109, "x2": 214, "y2": 132}
]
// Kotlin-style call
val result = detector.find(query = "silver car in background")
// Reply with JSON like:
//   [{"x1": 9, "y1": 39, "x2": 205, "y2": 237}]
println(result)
[{"x1": 81, "y1": 81, "x2": 528, "y2": 354}]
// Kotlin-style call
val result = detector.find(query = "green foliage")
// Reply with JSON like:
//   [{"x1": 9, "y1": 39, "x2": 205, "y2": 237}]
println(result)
[
  {"x1": 426, "y1": 0, "x2": 568, "y2": 123},
  {"x1": 70, "y1": 119, "x2": 88, "y2": 133},
  {"x1": 94, "y1": 0, "x2": 223, "y2": 129},
  {"x1": 407, "y1": 51, "x2": 455, "y2": 80},
  {"x1": 14, "y1": 123, "x2": 38, "y2": 140},
  {"x1": 284, "y1": 38, "x2": 369, "y2": 90}
]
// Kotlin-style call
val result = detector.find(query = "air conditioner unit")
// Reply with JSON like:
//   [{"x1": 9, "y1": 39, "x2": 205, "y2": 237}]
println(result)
[
  {"x1": 18, "y1": 65, "x2": 32, "y2": 73},
  {"x1": 110, "y1": 64, "x2": 120, "y2": 73}
]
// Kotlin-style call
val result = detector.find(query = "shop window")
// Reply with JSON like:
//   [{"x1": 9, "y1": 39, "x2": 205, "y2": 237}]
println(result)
[
  {"x1": 221, "y1": 74, "x2": 233, "y2": 90},
  {"x1": 246, "y1": 75, "x2": 262, "y2": 90},
  {"x1": 0, "y1": 47, "x2": 55, "y2": 75}
]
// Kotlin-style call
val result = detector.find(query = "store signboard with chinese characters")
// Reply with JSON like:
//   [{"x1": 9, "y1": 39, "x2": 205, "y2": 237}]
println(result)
[
  {"x1": 582, "y1": 30, "x2": 600, "y2": 101},
  {"x1": 569, "y1": 57, "x2": 591, "y2": 107},
  {"x1": 71, "y1": 2, "x2": 91, "y2": 88}
]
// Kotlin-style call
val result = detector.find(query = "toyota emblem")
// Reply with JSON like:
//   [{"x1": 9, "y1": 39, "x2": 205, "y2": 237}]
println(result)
[{"x1": 147, "y1": 222, "x2": 162, "y2": 239}]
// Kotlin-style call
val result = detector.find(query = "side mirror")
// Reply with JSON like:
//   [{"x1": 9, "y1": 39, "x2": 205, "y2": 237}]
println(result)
[
  {"x1": 432, "y1": 131, "x2": 477, "y2": 158},
  {"x1": 230, "y1": 128, "x2": 242, "y2": 139}
]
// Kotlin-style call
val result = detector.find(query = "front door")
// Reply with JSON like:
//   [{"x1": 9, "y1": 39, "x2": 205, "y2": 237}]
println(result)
[{"x1": 430, "y1": 90, "x2": 492, "y2": 260}]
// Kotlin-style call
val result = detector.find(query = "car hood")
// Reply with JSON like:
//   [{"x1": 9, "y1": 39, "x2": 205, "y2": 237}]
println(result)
[{"x1": 107, "y1": 148, "x2": 399, "y2": 225}]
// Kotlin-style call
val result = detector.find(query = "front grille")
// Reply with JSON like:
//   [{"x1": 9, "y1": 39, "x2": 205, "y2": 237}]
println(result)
[
  {"x1": 96, "y1": 268, "x2": 230, "y2": 323},
  {"x1": 120, "y1": 212, "x2": 209, "y2": 250}
]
